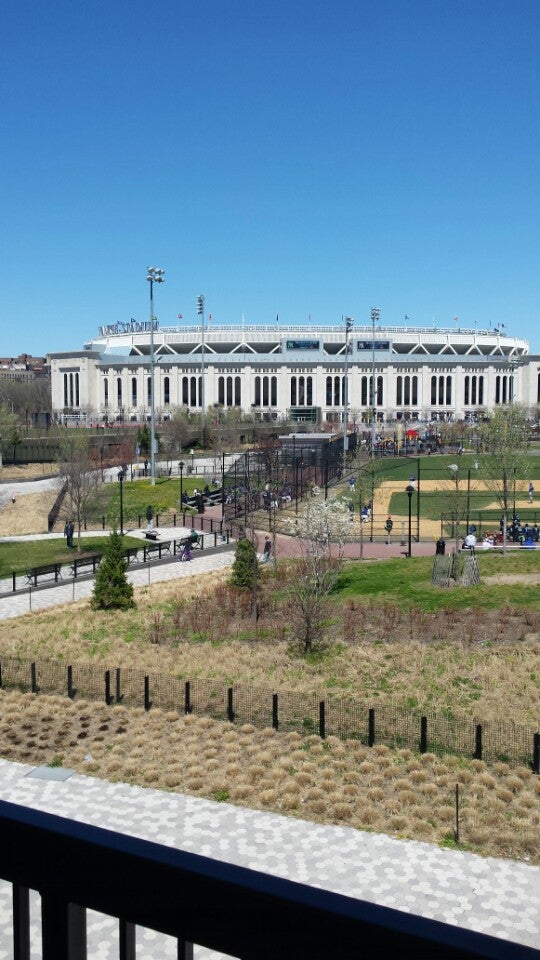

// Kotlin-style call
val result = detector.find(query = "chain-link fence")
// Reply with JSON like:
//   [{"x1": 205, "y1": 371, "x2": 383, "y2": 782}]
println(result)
[{"x1": 1, "y1": 656, "x2": 538, "y2": 771}]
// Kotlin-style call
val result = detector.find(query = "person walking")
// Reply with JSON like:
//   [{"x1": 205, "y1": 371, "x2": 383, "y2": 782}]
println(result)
[
  {"x1": 261, "y1": 536, "x2": 272, "y2": 563},
  {"x1": 528, "y1": 481, "x2": 534, "y2": 503}
]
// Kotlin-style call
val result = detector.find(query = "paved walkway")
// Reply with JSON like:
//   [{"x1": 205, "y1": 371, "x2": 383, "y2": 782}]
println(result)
[
  {"x1": 0, "y1": 759, "x2": 538, "y2": 958},
  {"x1": 0, "y1": 526, "x2": 235, "y2": 621}
]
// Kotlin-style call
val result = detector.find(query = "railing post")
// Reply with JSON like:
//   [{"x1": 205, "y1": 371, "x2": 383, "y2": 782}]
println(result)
[
  {"x1": 105, "y1": 670, "x2": 111, "y2": 706},
  {"x1": 119, "y1": 918, "x2": 136, "y2": 960},
  {"x1": 474, "y1": 723, "x2": 483, "y2": 761},
  {"x1": 184, "y1": 681, "x2": 192, "y2": 714},
  {"x1": 319, "y1": 701, "x2": 326, "y2": 739},
  {"x1": 67, "y1": 666, "x2": 74, "y2": 700},
  {"x1": 30, "y1": 662, "x2": 37, "y2": 694},
  {"x1": 177, "y1": 938, "x2": 194, "y2": 960},
  {"x1": 533, "y1": 732, "x2": 540, "y2": 775},
  {"x1": 144, "y1": 675, "x2": 151, "y2": 711},
  {"x1": 41, "y1": 896, "x2": 86, "y2": 960},
  {"x1": 368, "y1": 707, "x2": 375, "y2": 747},
  {"x1": 115, "y1": 667, "x2": 122, "y2": 703},
  {"x1": 12, "y1": 571, "x2": 16, "y2": 592},
  {"x1": 227, "y1": 687, "x2": 234, "y2": 723},
  {"x1": 13, "y1": 883, "x2": 30, "y2": 960},
  {"x1": 272, "y1": 693, "x2": 279, "y2": 730},
  {"x1": 420, "y1": 715, "x2": 428, "y2": 754}
]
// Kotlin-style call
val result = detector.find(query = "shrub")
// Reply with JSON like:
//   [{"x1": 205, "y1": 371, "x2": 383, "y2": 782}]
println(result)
[{"x1": 91, "y1": 532, "x2": 135, "y2": 610}]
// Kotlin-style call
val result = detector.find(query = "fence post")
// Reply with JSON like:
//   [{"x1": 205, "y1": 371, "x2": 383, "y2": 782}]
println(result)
[
  {"x1": 104, "y1": 670, "x2": 111, "y2": 706},
  {"x1": 533, "y1": 733, "x2": 540, "y2": 775},
  {"x1": 173, "y1": 513, "x2": 176, "y2": 527},
  {"x1": 184, "y1": 681, "x2": 192, "y2": 714},
  {"x1": 115, "y1": 667, "x2": 122, "y2": 703},
  {"x1": 102, "y1": 516, "x2": 105, "y2": 530},
  {"x1": 474, "y1": 724, "x2": 483, "y2": 761},
  {"x1": 272, "y1": 693, "x2": 279, "y2": 731},
  {"x1": 12, "y1": 572, "x2": 16, "y2": 593},
  {"x1": 144, "y1": 675, "x2": 151, "y2": 711},
  {"x1": 30, "y1": 662, "x2": 37, "y2": 695},
  {"x1": 368, "y1": 707, "x2": 375, "y2": 747},
  {"x1": 67, "y1": 666, "x2": 74, "y2": 700},
  {"x1": 420, "y1": 715, "x2": 428, "y2": 754},
  {"x1": 319, "y1": 701, "x2": 326, "y2": 740},
  {"x1": 227, "y1": 687, "x2": 234, "y2": 723}
]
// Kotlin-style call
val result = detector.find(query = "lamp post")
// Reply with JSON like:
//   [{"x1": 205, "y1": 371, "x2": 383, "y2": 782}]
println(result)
[
  {"x1": 117, "y1": 469, "x2": 125, "y2": 536},
  {"x1": 197, "y1": 295, "x2": 206, "y2": 448},
  {"x1": 179, "y1": 460, "x2": 185, "y2": 511},
  {"x1": 342, "y1": 316, "x2": 353, "y2": 464},
  {"x1": 190, "y1": 448, "x2": 195, "y2": 473},
  {"x1": 406, "y1": 483, "x2": 414, "y2": 557},
  {"x1": 146, "y1": 267, "x2": 165, "y2": 486},
  {"x1": 465, "y1": 459, "x2": 479, "y2": 535},
  {"x1": 370, "y1": 307, "x2": 380, "y2": 457},
  {"x1": 447, "y1": 463, "x2": 460, "y2": 550}
]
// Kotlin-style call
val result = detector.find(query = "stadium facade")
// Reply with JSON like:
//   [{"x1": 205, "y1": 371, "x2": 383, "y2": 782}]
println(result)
[{"x1": 49, "y1": 321, "x2": 540, "y2": 424}]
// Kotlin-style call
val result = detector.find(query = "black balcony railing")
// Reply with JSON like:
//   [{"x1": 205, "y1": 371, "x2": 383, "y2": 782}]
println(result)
[{"x1": 0, "y1": 800, "x2": 537, "y2": 960}]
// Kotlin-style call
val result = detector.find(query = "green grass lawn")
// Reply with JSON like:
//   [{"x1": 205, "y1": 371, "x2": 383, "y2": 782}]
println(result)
[
  {"x1": 368, "y1": 453, "x2": 540, "y2": 484},
  {"x1": 334, "y1": 551, "x2": 540, "y2": 611},
  {"x1": 0, "y1": 535, "x2": 143, "y2": 579},
  {"x1": 388, "y1": 490, "x2": 540, "y2": 522},
  {"x1": 90, "y1": 477, "x2": 202, "y2": 525}
]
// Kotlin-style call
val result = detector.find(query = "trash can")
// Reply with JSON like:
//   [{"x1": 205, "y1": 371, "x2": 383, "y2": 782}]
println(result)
[{"x1": 435, "y1": 538, "x2": 446, "y2": 555}]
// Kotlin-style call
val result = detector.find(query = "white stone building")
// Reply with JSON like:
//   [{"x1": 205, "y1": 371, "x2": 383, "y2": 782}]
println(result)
[{"x1": 48, "y1": 321, "x2": 539, "y2": 424}]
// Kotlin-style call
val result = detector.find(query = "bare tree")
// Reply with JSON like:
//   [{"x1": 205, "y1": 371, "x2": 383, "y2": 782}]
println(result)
[
  {"x1": 57, "y1": 433, "x2": 102, "y2": 550},
  {"x1": 285, "y1": 491, "x2": 349, "y2": 653},
  {"x1": 478, "y1": 405, "x2": 530, "y2": 554}
]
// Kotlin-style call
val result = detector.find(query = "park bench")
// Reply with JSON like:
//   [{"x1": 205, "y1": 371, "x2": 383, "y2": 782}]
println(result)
[
  {"x1": 69, "y1": 554, "x2": 102, "y2": 578},
  {"x1": 26, "y1": 563, "x2": 63, "y2": 587},
  {"x1": 143, "y1": 540, "x2": 172, "y2": 562},
  {"x1": 176, "y1": 534, "x2": 204, "y2": 555},
  {"x1": 123, "y1": 547, "x2": 140, "y2": 564},
  {"x1": 144, "y1": 530, "x2": 159, "y2": 541}
]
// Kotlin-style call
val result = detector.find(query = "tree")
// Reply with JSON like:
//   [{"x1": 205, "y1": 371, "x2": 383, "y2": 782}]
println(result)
[
  {"x1": 57, "y1": 433, "x2": 102, "y2": 550},
  {"x1": 230, "y1": 537, "x2": 259, "y2": 590},
  {"x1": 286, "y1": 490, "x2": 349, "y2": 653},
  {"x1": 91, "y1": 531, "x2": 135, "y2": 610},
  {"x1": 478, "y1": 405, "x2": 530, "y2": 553},
  {"x1": 136, "y1": 424, "x2": 151, "y2": 457},
  {"x1": 230, "y1": 537, "x2": 260, "y2": 619},
  {"x1": 0, "y1": 404, "x2": 21, "y2": 463},
  {"x1": 160, "y1": 408, "x2": 191, "y2": 462}
]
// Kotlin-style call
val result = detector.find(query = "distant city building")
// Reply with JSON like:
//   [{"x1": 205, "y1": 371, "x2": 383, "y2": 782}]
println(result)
[
  {"x1": 0, "y1": 354, "x2": 49, "y2": 382},
  {"x1": 48, "y1": 321, "x2": 539, "y2": 424}
]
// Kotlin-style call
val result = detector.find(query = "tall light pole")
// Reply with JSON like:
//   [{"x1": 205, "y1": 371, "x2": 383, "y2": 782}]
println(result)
[
  {"x1": 465, "y1": 459, "x2": 479, "y2": 535},
  {"x1": 342, "y1": 316, "x2": 353, "y2": 464},
  {"x1": 370, "y1": 307, "x2": 380, "y2": 457},
  {"x1": 179, "y1": 460, "x2": 185, "y2": 511},
  {"x1": 117, "y1": 469, "x2": 125, "y2": 536},
  {"x1": 406, "y1": 483, "x2": 414, "y2": 557},
  {"x1": 146, "y1": 267, "x2": 165, "y2": 485},
  {"x1": 197, "y1": 294, "x2": 206, "y2": 448}
]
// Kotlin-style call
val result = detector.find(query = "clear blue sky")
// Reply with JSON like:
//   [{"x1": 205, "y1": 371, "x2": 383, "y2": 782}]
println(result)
[{"x1": 2, "y1": 0, "x2": 539, "y2": 356}]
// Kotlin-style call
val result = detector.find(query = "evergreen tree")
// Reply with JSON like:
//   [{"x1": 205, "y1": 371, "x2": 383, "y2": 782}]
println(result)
[
  {"x1": 230, "y1": 538, "x2": 259, "y2": 590},
  {"x1": 91, "y1": 531, "x2": 135, "y2": 610}
]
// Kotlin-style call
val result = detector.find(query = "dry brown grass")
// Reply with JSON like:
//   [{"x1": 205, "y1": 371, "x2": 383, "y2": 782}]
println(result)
[
  {"x1": 0, "y1": 491, "x2": 58, "y2": 536},
  {"x1": 1, "y1": 571, "x2": 539, "y2": 724},
  {"x1": 1, "y1": 690, "x2": 538, "y2": 864}
]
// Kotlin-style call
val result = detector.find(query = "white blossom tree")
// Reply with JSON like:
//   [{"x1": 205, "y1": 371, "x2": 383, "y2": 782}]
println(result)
[{"x1": 286, "y1": 490, "x2": 350, "y2": 653}]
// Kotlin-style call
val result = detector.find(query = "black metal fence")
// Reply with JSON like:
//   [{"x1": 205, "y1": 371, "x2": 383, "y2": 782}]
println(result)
[
  {"x1": 2, "y1": 800, "x2": 530, "y2": 960},
  {"x1": 1, "y1": 656, "x2": 538, "y2": 771}
]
